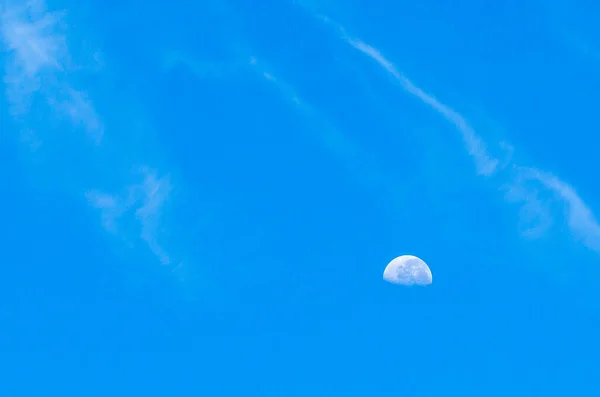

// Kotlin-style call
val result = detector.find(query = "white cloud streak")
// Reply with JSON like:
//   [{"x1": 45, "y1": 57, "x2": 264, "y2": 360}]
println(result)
[
  {"x1": 317, "y1": 16, "x2": 497, "y2": 177},
  {"x1": 346, "y1": 39, "x2": 499, "y2": 177},
  {"x1": 526, "y1": 168, "x2": 600, "y2": 251},
  {"x1": 316, "y1": 15, "x2": 600, "y2": 253}
]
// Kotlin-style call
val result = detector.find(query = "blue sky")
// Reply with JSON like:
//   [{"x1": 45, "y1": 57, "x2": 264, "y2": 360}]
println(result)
[{"x1": 2, "y1": 0, "x2": 600, "y2": 395}]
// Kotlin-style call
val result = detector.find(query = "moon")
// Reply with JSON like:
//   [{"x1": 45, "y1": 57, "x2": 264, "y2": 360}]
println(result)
[{"x1": 383, "y1": 255, "x2": 432, "y2": 286}]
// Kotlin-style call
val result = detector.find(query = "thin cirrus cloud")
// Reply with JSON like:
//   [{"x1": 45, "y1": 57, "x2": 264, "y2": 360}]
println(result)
[
  {"x1": 524, "y1": 168, "x2": 600, "y2": 251},
  {"x1": 313, "y1": 14, "x2": 600, "y2": 254},
  {"x1": 161, "y1": 51, "x2": 404, "y2": 209},
  {"x1": 0, "y1": 0, "x2": 104, "y2": 142},
  {"x1": 2, "y1": 0, "x2": 181, "y2": 266},
  {"x1": 86, "y1": 168, "x2": 173, "y2": 265},
  {"x1": 84, "y1": 166, "x2": 177, "y2": 267},
  {"x1": 247, "y1": 56, "x2": 406, "y2": 212}
]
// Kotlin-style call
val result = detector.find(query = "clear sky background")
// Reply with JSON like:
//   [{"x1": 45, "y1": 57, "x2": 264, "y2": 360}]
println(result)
[{"x1": 1, "y1": 0, "x2": 600, "y2": 395}]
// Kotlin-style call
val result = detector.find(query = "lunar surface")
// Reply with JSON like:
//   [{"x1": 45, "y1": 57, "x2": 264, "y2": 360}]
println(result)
[{"x1": 383, "y1": 255, "x2": 432, "y2": 286}]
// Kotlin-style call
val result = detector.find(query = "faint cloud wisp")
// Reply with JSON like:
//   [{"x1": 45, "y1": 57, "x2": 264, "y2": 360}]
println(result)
[
  {"x1": 2, "y1": 1, "x2": 187, "y2": 272},
  {"x1": 314, "y1": 14, "x2": 600, "y2": 253},
  {"x1": 87, "y1": 168, "x2": 173, "y2": 265},
  {"x1": 247, "y1": 56, "x2": 406, "y2": 211},
  {"x1": 527, "y1": 168, "x2": 600, "y2": 251},
  {"x1": 0, "y1": 0, "x2": 103, "y2": 142},
  {"x1": 318, "y1": 15, "x2": 498, "y2": 177}
]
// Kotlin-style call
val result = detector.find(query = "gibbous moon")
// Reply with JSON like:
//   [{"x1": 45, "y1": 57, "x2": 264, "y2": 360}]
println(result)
[{"x1": 383, "y1": 255, "x2": 432, "y2": 286}]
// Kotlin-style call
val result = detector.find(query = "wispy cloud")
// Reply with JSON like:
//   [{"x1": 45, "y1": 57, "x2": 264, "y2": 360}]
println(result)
[
  {"x1": 2, "y1": 1, "x2": 184, "y2": 268},
  {"x1": 1, "y1": 0, "x2": 103, "y2": 141},
  {"x1": 313, "y1": 14, "x2": 600, "y2": 253},
  {"x1": 247, "y1": 56, "x2": 406, "y2": 211},
  {"x1": 318, "y1": 16, "x2": 498, "y2": 177},
  {"x1": 131, "y1": 169, "x2": 172, "y2": 265},
  {"x1": 348, "y1": 40, "x2": 500, "y2": 177},
  {"x1": 85, "y1": 190, "x2": 125, "y2": 234},
  {"x1": 527, "y1": 168, "x2": 600, "y2": 251},
  {"x1": 87, "y1": 168, "x2": 173, "y2": 265},
  {"x1": 502, "y1": 166, "x2": 554, "y2": 239}
]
